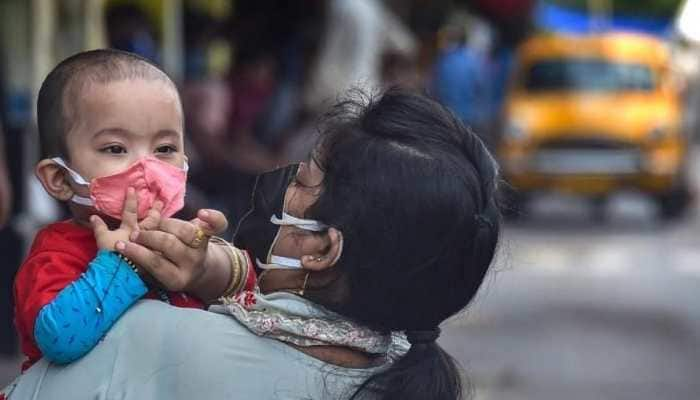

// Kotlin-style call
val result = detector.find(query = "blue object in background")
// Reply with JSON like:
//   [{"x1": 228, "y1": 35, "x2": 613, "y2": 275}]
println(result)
[
  {"x1": 534, "y1": 0, "x2": 673, "y2": 37},
  {"x1": 432, "y1": 45, "x2": 492, "y2": 131}
]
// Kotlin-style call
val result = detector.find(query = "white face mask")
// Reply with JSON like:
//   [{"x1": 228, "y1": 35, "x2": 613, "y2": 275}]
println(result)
[{"x1": 256, "y1": 212, "x2": 331, "y2": 270}]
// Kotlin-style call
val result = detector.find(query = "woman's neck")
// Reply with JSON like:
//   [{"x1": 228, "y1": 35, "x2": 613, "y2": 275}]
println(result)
[
  {"x1": 254, "y1": 270, "x2": 386, "y2": 368},
  {"x1": 258, "y1": 269, "x2": 307, "y2": 294}
]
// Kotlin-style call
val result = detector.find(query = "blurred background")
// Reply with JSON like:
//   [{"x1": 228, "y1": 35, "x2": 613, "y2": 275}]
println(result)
[{"x1": 1, "y1": 0, "x2": 700, "y2": 398}]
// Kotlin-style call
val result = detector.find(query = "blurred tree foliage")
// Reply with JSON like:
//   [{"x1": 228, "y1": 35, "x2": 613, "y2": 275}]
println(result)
[{"x1": 550, "y1": 0, "x2": 683, "y2": 18}]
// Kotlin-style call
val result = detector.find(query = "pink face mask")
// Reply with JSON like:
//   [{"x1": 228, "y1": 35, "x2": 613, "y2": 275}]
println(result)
[{"x1": 52, "y1": 156, "x2": 187, "y2": 220}]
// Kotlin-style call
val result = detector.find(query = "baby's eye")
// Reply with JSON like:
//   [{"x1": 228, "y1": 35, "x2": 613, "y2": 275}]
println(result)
[
  {"x1": 100, "y1": 145, "x2": 126, "y2": 154},
  {"x1": 155, "y1": 145, "x2": 177, "y2": 154}
]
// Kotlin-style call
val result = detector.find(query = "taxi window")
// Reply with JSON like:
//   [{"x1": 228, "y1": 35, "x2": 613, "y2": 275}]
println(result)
[{"x1": 522, "y1": 58, "x2": 656, "y2": 92}]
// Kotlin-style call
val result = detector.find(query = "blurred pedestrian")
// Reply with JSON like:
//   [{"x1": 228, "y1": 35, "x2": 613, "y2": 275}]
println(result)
[
  {"x1": 432, "y1": 13, "x2": 494, "y2": 143},
  {"x1": 184, "y1": 0, "x2": 326, "y2": 228},
  {"x1": 302, "y1": 0, "x2": 417, "y2": 113},
  {"x1": 105, "y1": 3, "x2": 160, "y2": 63}
]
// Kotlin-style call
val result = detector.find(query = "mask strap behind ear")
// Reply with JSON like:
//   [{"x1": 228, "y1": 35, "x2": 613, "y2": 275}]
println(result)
[
  {"x1": 50, "y1": 157, "x2": 94, "y2": 206},
  {"x1": 270, "y1": 212, "x2": 328, "y2": 232},
  {"x1": 257, "y1": 255, "x2": 302, "y2": 270},
  {"x1": 50, "y1": 157, "x2": 90, "y2": 186},
  {"x1": 70, "y1": 194, "x2": 94, "y2": 206}
]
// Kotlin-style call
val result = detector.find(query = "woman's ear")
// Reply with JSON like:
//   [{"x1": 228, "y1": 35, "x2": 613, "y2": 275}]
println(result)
[
  {"x1": 301, "y1": 228, "x2": 343, "y2": 271},
  {"x1": 35, "y1": 159, "x2": 74, "y2": 201}
]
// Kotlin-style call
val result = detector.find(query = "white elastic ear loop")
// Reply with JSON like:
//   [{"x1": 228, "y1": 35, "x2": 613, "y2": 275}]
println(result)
[
  {"x1": 50, "y1": 157, "x2": 90, "y2": 186},
  {"x1": 257, "y1": 233, "x2": 343, "y2": 270},
  {"x1": 259, "y1": 213, "x2": 339, "y2": 270},
  {"x1": 259, "y1": 213, "x2": 326, "y2": 270},
  {"x1": 50, "y1": 157, "x2": 94, "y2": 206},
  {"x1": 69, "y1": 194, "x2": 94, "y2": 206},
  {"x1": 256, "y1": 255, "x2": 302, "y2": 270},
  {"x1": 270, "y1": 212, "x2": 328, "y2": 232}
]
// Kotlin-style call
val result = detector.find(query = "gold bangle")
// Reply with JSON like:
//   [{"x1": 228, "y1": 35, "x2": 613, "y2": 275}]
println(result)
[
  {"x1": 226, "y1": 247, "x2": 246, "y2": 296},
  {"x1": 210, "y1": 237, "x2": 244, "y2": 299},
  {"x1": 236, "y1": 248, "x2": 250, "y2": 293},
  {"x1": 213, "y1": 237, "x2": 240, "y2": 298}
]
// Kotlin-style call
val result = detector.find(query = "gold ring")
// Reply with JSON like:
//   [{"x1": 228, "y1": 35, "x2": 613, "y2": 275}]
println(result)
[{"x1": 190, "y1": 227, "x2": 207, "y2": 248}]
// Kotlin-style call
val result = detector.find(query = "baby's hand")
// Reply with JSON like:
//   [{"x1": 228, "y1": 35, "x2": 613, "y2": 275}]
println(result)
[
  {"x1": 91, "y1": 187, "x2": 163, "y2": 251},
  {"x1": 138, "y1": 199, "x2": 164, "y2": 231}
]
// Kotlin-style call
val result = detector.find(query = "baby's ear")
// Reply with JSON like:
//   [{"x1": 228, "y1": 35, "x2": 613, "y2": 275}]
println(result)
[{"x1": 35, "y1": 159, "x2": 74, "y2": 201}]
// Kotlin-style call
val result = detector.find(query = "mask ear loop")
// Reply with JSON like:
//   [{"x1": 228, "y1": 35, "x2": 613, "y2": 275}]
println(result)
[
  {"x1": 270, "y1": 213, "x2": 328, "y2": 232},
  {"x1": 262, "y1": 172, "x2": 331, "y2": 269},
  {"x1": 50, "y1": 157, "x2": 94, "y2": 206},
  {"x1": 265, "y1": 180, "x2": 296, "y2": 264},
  {"x1": 50, "y1": 157, "x2": 91, "y2": 186}
]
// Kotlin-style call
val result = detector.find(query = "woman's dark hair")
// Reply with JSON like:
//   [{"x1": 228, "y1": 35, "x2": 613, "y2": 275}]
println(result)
[{"x1": 305, "y1": 88, "x2": 501, "y2": 400}]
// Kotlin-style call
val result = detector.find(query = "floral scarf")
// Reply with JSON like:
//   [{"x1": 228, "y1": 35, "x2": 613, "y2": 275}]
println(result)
[{"x1": 209, "y1": 288, "x2": 394, "y2": 355}]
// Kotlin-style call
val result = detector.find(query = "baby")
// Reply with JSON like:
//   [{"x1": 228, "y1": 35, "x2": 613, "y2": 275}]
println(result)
[{"x1": 14, "y1": 49, "x2": 208, "y2": 371}]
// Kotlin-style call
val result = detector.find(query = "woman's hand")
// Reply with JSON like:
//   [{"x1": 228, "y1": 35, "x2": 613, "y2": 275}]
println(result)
[{"x1": 115, "y1": 209, "x2": 231, "y2": 302}]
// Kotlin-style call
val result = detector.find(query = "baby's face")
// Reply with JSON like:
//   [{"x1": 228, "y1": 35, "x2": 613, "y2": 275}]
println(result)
[{"x1": 64, "y1": 79, "x2": 185, "y2": 181}]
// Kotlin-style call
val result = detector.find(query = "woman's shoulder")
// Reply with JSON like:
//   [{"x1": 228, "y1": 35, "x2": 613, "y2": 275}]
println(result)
[
  {"x1": 113, "y1": 301, "x2": 375, "y2": 395},
  {"x1": 108, "y1": 299, "x2": 298, "y2": 371}
]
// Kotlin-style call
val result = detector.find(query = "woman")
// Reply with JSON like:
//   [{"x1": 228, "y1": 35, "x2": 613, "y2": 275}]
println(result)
[{"x1": 4, "y1": 89, "x2": 500, "y2": 400}]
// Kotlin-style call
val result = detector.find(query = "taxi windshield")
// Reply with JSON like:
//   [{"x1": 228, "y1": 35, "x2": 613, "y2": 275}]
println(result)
[{"x1": 522, "y1": 58, "x2": 656, "y2": 92}]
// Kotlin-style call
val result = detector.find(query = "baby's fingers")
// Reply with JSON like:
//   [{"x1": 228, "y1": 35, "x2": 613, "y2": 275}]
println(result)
[
  {"x1": 139, "y1": 200, "x2": 163, "y2": 231},
  {"x1": 90, "y1": 215, "x2": 109, "y2": 237},
  {"x1": 121, "y1": 187, "x2": 138, "y2": 228}
]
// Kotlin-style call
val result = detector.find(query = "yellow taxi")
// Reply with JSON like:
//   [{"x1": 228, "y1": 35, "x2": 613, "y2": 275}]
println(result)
[{"x1": 498, "y1": 33, "x2": 691, "y2": 219}]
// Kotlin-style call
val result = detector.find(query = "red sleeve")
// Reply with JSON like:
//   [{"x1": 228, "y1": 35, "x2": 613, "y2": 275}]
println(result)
[
  {"x1": 14, "y1": 249, "x2": 88, "y2": 365},
  {"x1": 13, "y1": 223, "x2": 96, "y2": 369},
  {"x1": 242, "y1": 250, "x2": 258, "y2": 292}
]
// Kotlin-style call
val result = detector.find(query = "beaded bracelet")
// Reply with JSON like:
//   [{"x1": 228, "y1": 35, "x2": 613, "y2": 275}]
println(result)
[
  {"x1": 115, "y1": 252, "x2": 140, "y2": 276},
  {"x1": 115, "y1": 252, "x2": 173, "y2": 303}
]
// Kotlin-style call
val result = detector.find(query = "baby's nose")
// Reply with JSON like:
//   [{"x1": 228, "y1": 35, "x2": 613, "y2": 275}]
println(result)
[{"x1": 131, "y1": 149, "x2": 151, "y2": 161}]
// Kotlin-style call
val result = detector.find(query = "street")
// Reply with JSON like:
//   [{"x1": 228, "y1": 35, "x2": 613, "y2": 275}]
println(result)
[{"x1": 441, "y1": 155, "x2": 700, "y2": 399}]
